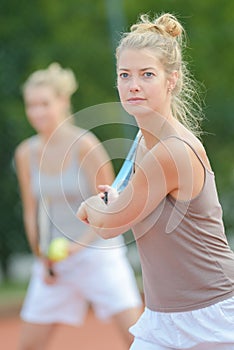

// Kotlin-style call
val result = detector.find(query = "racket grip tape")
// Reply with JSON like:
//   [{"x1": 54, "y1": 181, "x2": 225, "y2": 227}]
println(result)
[{"x1": 103, "y1": 191, "x2": 108, "y2": 204}]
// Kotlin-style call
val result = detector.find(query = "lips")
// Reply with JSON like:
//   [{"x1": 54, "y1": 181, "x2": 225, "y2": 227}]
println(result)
[{"x1": 127, "y1": 97, "x2": 146, "y2": 103}]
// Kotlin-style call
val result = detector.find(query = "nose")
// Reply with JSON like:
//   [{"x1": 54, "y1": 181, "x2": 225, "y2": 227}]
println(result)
[{"x1": 129, "y1": 77, "x2": 140, "y2": 92}]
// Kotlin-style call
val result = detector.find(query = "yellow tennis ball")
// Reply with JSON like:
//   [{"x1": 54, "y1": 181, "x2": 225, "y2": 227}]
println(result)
[{"x1": 48, "y1": 238, "x2": 69, "y2": 262}]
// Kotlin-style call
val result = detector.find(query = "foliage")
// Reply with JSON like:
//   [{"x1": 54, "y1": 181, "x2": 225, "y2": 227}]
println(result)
[{"x1": 0, "y1": 0, "x2": 234, "y2": 279}]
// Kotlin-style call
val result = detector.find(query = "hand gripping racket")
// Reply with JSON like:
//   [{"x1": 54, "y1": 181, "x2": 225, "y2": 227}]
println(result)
[{"x1": 104, "y1": 130, "x2": 141, "y2": 204}]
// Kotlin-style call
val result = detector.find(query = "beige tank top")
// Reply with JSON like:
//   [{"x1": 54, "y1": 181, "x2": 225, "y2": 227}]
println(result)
[{"x1": 133, "y1": 137, "x2": 234, "y2": 312}]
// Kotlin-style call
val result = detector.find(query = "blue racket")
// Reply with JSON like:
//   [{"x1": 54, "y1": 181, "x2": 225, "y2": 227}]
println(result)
[{"x1": 104, "y1": 130, "x2": 141, "y2": 203}]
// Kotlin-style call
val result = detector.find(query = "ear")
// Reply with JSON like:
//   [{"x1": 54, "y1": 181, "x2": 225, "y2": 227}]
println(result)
[{"x1": 167, "y1": 70, "x2": 179, "y2": 91}]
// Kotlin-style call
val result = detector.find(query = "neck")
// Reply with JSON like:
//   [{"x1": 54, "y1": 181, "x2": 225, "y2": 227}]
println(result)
[
  {"x1": 39, "y1": 119, "x2": 71, "y2": 145},
  {"x1": 135, "y1": 110, "x2": 175, "y2": 149}
]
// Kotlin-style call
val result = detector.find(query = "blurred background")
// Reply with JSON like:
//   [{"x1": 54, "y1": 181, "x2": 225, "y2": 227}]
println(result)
[{"x1": 0, "y1": 0, "x2": 234, "y2": 307}]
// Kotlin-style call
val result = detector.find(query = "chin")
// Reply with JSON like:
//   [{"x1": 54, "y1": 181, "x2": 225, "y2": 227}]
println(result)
[{"x1": 122, "y1": 102, "x2": 152, "y2": 117}]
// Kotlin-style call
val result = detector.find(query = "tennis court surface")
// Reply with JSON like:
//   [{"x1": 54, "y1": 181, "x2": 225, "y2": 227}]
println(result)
[{"x1": 0, "y1": 308, "x2": 128, "y2": 349}]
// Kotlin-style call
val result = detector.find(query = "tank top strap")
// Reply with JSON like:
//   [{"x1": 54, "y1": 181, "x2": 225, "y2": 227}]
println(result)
[{"x1": 161, "y1": 135, "x2": 207, "y2": 171}]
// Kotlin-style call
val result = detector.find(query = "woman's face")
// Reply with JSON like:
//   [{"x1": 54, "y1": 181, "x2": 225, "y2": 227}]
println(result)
[
  {"x1": 24, "y1": 84, "x2": 67, "y2": 134},
  {"x1": 117, "y1": 48, "x2": 173, "y2": 118}
]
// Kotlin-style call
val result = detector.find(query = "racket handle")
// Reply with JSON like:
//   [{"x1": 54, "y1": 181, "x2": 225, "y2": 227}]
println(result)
[
  {"x1": 47, "y1": 260, "x2": 55, "y2": 276},
  {"x1": 48, "y1": 267, "x2": 55, "y2": 276},
  {"x1": 103, "y1": 191, "x2": 108, "y2": 204}
]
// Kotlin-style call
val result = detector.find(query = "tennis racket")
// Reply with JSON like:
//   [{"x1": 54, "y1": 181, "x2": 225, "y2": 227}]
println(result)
[
  {"x1": 104, "y1": 130, "x2": 141, "y2": 204},
  {"x1": 37, "y1": 197, "x2": 55, "y2": 276}
]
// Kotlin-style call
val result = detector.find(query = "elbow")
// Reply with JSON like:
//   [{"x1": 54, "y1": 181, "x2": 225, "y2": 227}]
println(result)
[
  {"x1": 95, "y1": 225, "x2": 121, "y2": 240},
  {"x1": 99, "y1": 232, "x2": 113, "y2": 240},
  {"x1": 87, "y1": 218, "x2": 123, "y2": 239},
  {"x1": 93, "y1": 219, "x2": 128, "y2": 240}
]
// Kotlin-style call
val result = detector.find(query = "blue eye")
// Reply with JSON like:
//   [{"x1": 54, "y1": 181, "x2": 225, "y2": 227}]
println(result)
[
  {"x1": 144, "y1": 72, "x2": 154, "y2": 77},
  {"x1": 119, "y1": 72, "x2": 129, "y2": 79}
]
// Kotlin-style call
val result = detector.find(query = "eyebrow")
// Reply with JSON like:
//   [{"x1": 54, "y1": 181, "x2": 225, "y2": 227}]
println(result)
[{"x1": 118, "y1": 67, "x2": 156, "y2": 71}]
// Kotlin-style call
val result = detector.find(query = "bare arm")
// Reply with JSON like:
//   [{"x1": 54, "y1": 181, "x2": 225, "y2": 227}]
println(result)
[
  {"x1": 77, "y1": 138, "x2": 205, "y2": 238},
  {"x1": 78, "y1": 131, "x2": 115, "y2": 193},
  {"x1": 70, "y1": 130, "x2": 116, "y2": 248},
  {"x1": 14, "y1": 140, "x2": 39, "y2": 255}
]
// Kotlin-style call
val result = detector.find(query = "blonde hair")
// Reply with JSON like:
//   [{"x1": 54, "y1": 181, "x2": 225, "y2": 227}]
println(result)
[
  {"x1": 22, "y1": 63, "x2": 78, "y2": 111},
  {"x1": 116, "y1": 13, "x2": 204, "y2": 136}
]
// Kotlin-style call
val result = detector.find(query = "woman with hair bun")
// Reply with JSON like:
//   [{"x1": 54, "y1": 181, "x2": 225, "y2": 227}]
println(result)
[
  {"x1": 77, "y1": 13, "x2": 234, "y2": 349},
  {"x1": 15, "y1": 63, "x2": 142, "y2": 349}
]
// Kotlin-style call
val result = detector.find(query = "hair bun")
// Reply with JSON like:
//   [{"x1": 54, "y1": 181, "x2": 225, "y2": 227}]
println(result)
[
  {"x1": 23, "y1": 62, "x2": 78, "y2": 100},
  {"x1": 47, "y1": 62, "x2": 78, "y2": 96},
  {"x1": 156, "y1": 13, "x2": 183, "y2": 38},
  {"x1": 131, "y1": 13, "x2": 183, "y2": 39}
]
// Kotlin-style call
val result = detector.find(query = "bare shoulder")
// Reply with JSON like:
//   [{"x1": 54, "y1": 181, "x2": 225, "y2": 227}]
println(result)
[
  {"x1": 15, "y1": 134, "x2": 40, "y2": 163},
  {"x1": 153, "y1": 136, "x2": 188, "y2": 161},
  {"x1": 14, "y1": 137, "x2": 38, "y2": 176},
  {"x1": 158, "y1": 132, "x2": 204, "y2": 154},
  {"x1": 157, "y1": 134, "x2": 211, "y2": 171},
  {"x1": 14, "y1": 138, "x2": 33, "y2": 162},
  {"x1": 73, "y1": 127, "x2": 102, "y2": 155},
  {"x1": 70, "y1": 125, "x2": 99, "y2": 143}
]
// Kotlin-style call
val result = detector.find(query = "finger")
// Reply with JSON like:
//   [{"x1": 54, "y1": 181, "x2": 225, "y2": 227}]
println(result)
[
  {"x1": 77, "y1": 202, "x2": 90, "y2": 224},
  {"x1": 98, "y1": 184, "x2": 111, "y2": 192},
  {"x1": 77, "y1": 202, "x2": 86, "y2": 219}
]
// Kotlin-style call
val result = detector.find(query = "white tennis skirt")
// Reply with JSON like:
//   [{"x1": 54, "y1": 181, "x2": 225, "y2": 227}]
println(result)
[
  {"x1": 20, "y1": 247, "x2": 142, "y2": 325},
  {"x1": 129, "y1": 296, "x2": 234, "y2": 349}
]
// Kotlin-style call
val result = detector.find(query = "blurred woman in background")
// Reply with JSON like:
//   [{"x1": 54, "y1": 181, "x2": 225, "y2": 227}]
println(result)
[{"x1": 15, "y1": 63, "x2": 142, "y2": 350}]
